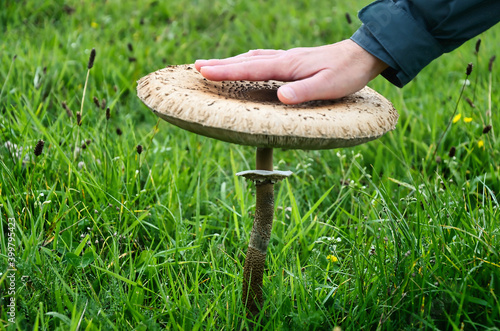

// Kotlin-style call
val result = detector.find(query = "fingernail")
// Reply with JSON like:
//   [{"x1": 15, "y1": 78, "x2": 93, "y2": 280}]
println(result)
[
  {"x1": 199, "y1": 66, "x2": 214, "y2": 77},
  {"x1": 279, "y1": 85, "x2": 296, "y2": 102},
  {"x1": 194, "y1": 60, "x2": 206, "y2": 70}
]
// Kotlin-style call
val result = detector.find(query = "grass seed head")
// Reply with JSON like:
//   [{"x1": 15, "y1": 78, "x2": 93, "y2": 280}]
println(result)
[
  {"x1": 116, "y1": 127, "x2": 122, "y2": 136},
  {"x1": 63, "y1": 4, "x2": 75, "y2": 15},
  {"x1": 93, "y1": 96, "x2": 100, "y2": 108},
  {"x1": 449, "y1": 146, "x2": 456, "y2": 158},
  {"x1": 466, "y1": 63, "x2": 473, "y2": 76},
  {"x1": 87, "y1": 48, "x2": 96, "y2": 69},
  {"x1": 345, "y1": 12, "x2": 352, "y2": 24},
  {"x1": 483, "y1": 125, "x2": 492, "y2": 134},
  {"x1": 136, "y1": 144, "x2": 143, "y2": 155},
  {"x1": 62, "y1": 101, "x2": 73, "y2": 117},
  {"x1": 101, "y1": 98, "x2": 106, "y2": 110},
  {"x1": 106, "y1": 107, "x2": 111, "y2": 120},
  {"x1": 489, "y1": 55, "x2": 496, "y2": 72},
  {"x1": 34, "y1": 140, "x2": 45, "y2": 156},
  {"x1": 77, "y1": 112, "x2": 82, "y2": 126},
  {"x1": 475, "y1": 38, "x2": 481, "y2": 53},
  {"x1": 127, "y1": 42, "x2": 133, "y2": 52},
  {"x1": 465, "y1": 97, "x2": 475, "y2": 108}
]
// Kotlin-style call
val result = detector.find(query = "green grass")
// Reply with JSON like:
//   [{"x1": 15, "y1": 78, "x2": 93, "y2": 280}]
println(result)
[{"x1": 1, "y1": 0, "x2": 499, "y2": 329}]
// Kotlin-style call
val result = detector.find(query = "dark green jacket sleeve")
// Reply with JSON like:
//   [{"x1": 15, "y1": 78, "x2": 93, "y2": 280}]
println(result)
[{"x1": 351, "y1": 0, "x2": 500, "y2": 87}]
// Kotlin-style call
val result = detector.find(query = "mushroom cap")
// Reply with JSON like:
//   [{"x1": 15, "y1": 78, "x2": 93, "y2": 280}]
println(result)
[{"x1": 137, "y1": 64, "x2": 398, "y2": 150}]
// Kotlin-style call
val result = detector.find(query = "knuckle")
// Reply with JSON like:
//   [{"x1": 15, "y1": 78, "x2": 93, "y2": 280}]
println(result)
[
  {"x1": 279, "y1": 52, "x2": 294, "y2": 66},
  {"x1": 280, "y1": 52, "x2": 302, "y2": 78},
  {"x1": 247, "y1": 49, "x2": 264, "y2": 56}
]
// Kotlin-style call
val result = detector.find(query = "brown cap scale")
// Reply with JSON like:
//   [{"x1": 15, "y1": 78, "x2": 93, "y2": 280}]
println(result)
[{"x1": 137, "y1": 64, "x2": 399, "y2": 317}]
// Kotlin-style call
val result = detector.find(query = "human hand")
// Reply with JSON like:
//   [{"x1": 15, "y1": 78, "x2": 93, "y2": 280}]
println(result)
[{"x1": 195, "y1": 39, "x2": 388, "y2": 105}]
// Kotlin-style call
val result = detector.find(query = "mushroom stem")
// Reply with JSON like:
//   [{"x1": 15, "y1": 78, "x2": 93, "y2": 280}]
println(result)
[
  {"x1": 256, "y1": 147, "x2": 273, "y2": 170},
  {"x1": 243, "y1": 147, "x2": 275, "y2": 316}
]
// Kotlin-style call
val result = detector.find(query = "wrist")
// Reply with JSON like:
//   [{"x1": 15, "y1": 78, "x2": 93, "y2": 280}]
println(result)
[{"x1": 349, "y1": 39, "x2": 388, "y2": 79}]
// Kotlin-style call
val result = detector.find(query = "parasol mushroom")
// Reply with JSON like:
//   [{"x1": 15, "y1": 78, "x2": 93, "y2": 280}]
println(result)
[{"x1": 136, "y1": 64, "x2": 398, "y2": 317}]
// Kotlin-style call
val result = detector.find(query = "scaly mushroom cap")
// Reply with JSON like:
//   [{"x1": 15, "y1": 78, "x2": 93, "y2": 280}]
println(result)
[{"x1": 137, "y1": 64, "x2": 398, "y2": 150}]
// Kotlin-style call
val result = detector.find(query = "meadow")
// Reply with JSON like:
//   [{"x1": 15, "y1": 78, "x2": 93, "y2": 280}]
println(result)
[{"x1": 1, "y1": 0, "x2": 499, "y2": 329}]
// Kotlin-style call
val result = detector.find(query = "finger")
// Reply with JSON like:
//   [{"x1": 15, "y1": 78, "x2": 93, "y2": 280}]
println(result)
[
  {"x1": 195, "y1": 52, "x2": 284, "y2": 72},
  {"x1": 199, "y1": 58, "x2": 295, "y2": 82},
  {"x1": 195, "y1": 56, "x2": 273, "y2": 71},
  {"x1": 232, "y1": 49, "x2": 285, "y2": 58},
  {"x1": 277, "y1": 70, "x2": 364, "y2": 104}
]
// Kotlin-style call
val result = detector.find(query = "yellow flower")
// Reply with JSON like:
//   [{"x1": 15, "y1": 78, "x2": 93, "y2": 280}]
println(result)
[
  {"x1": 91, "y1": 22, "x2": 99, "y2": 28},
  {"x1": 452, "y1": 114, "x2": 461, "y2": 123},
  {"x1": 478, "y1": 140, "x2": 484, "y2": 148},
  {"x1": 327, "y1": 255, "x2": 338, "y2": 263},
  {"x1": 464, "y1": 117, "x2": 473, "y2": 123}
]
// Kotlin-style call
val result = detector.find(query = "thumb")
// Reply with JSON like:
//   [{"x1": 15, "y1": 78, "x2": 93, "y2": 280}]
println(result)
[{"x1": 277, "y1": 70, "x2": 360, "y2": 105}]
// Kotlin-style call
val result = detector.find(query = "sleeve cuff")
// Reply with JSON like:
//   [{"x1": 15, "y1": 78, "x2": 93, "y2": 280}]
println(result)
[
  {"x1": 351, "y1": 25, "x2": 403, "y2": 87},
  {"x1": 351, "y1": 0, "x2": 445, "y2": 87}
]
